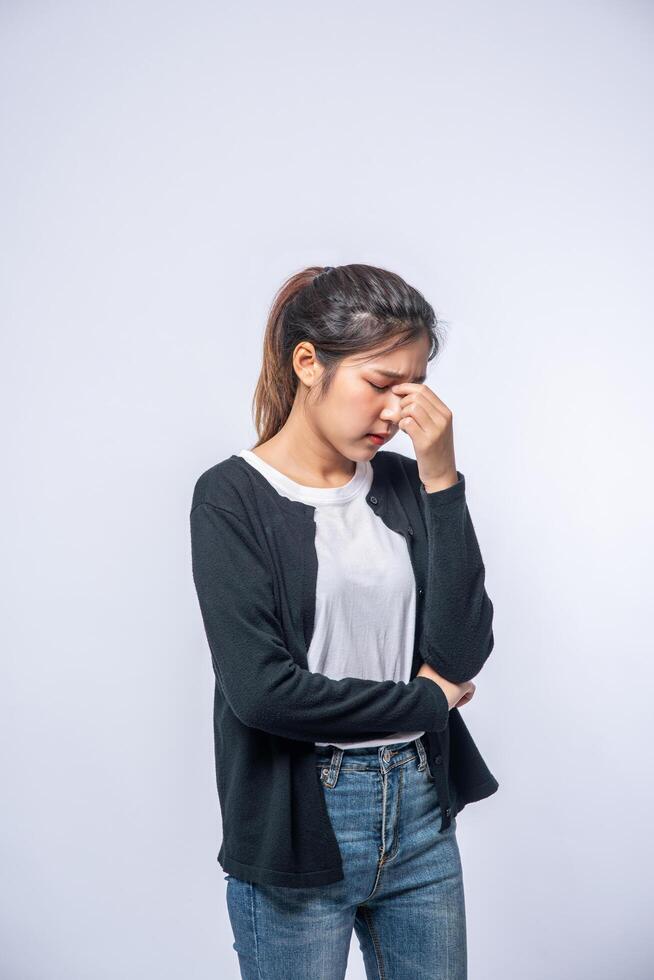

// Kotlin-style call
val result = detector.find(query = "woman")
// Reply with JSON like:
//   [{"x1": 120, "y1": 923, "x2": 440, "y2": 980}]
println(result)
[{"x1": 190, "y1": 263, "x2": 498, "y2": 979}]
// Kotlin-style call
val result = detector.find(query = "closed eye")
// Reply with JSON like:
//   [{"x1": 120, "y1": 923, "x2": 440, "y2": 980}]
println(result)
[{"x1": 368, "y1": 382, "x2": 388, "y2": 392}]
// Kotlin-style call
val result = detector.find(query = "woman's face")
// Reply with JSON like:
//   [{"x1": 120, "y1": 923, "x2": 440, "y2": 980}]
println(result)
[{"x1": 302, "y1": 335, "x2": 431, "y2": 462}]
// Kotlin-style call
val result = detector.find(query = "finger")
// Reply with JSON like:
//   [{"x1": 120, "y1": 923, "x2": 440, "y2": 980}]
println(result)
[
  {"x1": 391, "y1": 382, "x2": 452, "y2": 418},
  {"x1": 398, "y1": 398, "x2": 439, "y2": 437}
]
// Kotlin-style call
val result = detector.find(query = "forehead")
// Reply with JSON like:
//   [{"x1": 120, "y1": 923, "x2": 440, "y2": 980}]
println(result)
[{"x1": 344, "y1": 338, "x2": 429, "y2": 383}]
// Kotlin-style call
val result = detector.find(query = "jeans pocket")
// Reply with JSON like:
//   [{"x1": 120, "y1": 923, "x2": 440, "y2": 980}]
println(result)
[{"x1": 421, "y1": 762, "x2": 437, "y2": 782}]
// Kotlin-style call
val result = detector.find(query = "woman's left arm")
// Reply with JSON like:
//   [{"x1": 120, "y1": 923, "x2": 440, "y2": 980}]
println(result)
[
  {"x1": 418, "y1": 475, "x2": 494, "y2": 683},
  {"x1": 387, "y1": 381, "x2": 494, "y2": 683}
]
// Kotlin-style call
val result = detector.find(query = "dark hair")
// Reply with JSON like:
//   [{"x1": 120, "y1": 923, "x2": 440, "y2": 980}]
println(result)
[{"x1": 251, "y1": 263, "x2": 447, "y2": 447}]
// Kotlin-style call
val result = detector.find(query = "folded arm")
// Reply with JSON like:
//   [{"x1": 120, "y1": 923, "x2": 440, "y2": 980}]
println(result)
[{"x1": 190, "y1": 501, "x2": 450, "y2": 743}]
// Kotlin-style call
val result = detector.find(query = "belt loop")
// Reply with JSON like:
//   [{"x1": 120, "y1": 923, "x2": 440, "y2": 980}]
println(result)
[{"x1": 321, "y1": 746, "x2": 344, "y2": 788}]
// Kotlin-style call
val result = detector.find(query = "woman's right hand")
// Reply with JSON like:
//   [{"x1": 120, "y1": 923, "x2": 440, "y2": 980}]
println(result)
[{"x1": 417, "y1": 661, "x2": 476, "y2": 709}]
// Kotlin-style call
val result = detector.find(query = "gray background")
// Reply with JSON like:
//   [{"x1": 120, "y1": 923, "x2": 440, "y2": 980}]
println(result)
[{"x1": 2, "y1": 2, "x2": 652, "y2": 978}]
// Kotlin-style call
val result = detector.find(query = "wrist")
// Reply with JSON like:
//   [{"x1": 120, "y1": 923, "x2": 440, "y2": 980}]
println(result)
[{"x1": 422, "y1": 469, "x2": 459, "y2": 493}]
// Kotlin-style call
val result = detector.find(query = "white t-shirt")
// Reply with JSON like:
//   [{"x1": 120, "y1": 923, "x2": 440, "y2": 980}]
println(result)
[{"x1": 237, "y1": 449, "x2": 425, "y2": 749}]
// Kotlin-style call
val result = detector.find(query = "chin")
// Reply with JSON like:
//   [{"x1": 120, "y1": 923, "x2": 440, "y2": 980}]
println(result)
[
  {"x1": 358, "y1": 442, "x2": 382, "y2": 457},
  {"x1": 340, "y1": 443, "x2": 371, "y2": 461}
]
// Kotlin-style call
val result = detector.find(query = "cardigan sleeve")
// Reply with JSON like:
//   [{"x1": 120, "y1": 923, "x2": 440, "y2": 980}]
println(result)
[
  {"x1": 417, "y1": 471, "x2": 495, "y2": 683},
  {"x1": 190, "y1": 501, "x2": 450, "y2": 743}
]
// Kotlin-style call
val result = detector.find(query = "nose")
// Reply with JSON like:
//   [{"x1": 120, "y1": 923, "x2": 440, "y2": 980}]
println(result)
[{"x1": 380, "y1": 392, "x2": 403, "y2": 428}]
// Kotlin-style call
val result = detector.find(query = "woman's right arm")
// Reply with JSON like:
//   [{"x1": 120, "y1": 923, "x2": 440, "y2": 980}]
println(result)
[{"x1": 190, "y1": 501, "x2": 451, "y2": 744}]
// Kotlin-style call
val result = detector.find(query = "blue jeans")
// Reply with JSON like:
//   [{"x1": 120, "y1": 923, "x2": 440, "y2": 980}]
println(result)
[{"x1": 224, "y1": 736, "x2": 467, "y2": 979}]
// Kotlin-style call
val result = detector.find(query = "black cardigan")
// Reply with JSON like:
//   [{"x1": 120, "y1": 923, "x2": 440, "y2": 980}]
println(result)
[{"x1": 190, "y1": 449, "x2": 499, "y2": 888}]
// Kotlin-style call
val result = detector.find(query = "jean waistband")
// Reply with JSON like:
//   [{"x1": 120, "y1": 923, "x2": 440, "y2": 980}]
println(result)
[{"x1": 314, "y1": 736, "x2": 430, "y2": 776}]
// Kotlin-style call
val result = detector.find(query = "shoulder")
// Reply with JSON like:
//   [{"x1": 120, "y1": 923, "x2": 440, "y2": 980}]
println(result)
[{"x1": 190, "y1": 454, "x2": 251, "y2": 517}]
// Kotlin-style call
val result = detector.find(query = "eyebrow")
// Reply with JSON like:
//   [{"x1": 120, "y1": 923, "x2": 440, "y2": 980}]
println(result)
[{"x1": 371, "y1": 368, "x2": 427, "y2": 384}]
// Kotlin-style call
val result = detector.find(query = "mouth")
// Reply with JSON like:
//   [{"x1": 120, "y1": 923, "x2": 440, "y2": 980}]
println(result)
[{"x1": 365, "y1": 432, "x2": 390, "y2": 445}]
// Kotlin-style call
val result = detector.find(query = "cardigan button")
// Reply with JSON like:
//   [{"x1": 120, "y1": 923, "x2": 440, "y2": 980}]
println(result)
[
  {"x1": 433, "y1": 754, "x2": 442, "y2": 765},
  {"x1": 407, "y1": 525, "x2": 414, "y2": 535},
  {"x1": 445, "y1": 806, "x2": 451, "y2": 817},
  {"x1": 418, "y1": 587, "x2": 424, "y2": 598},
  {"x1": 369, "y1": 495, "x2": 378, "y2": 505}
]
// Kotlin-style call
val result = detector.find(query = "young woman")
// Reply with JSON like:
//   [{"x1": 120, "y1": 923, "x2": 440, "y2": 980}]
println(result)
[{"x1": 190, "y1": 263, "x2": 498, "y2": 980}]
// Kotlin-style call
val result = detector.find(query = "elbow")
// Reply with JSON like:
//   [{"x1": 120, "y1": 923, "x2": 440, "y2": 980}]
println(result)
[
  {"x1": 227, "y1": 678, "x2": 303, "y2": 739},
  {"x1": 216, "y1": 682, "x2": 258, "y2": 730},
  {"x1": 226, "y1": 680, "x2": 285, "y2": 731},
  {"x1": 224, "y1": 691, "x2": 287, "y2": 735},
  {"x1": 473, "y1": 627, "x2": 495, "y2": 677},
  {"x1": 420, "y1": 582, "x2": 495, "y2": 683},
  {"x1": 420, "y1": 624, "x2": 494, "y2": 684},
  {"x1": 210, "y1": 659, "x2": 274, "y2": 732},
  {"x1": 241, "y1": 698, "x2": 281, "y2": 733}
]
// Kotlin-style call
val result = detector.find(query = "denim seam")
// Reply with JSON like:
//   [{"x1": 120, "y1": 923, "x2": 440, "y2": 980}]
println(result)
[
  {"x1": 360, "y1": 906, "x2": 386, "y2": 980},
  {"x1": 384, "y1": 766, "x2": 403, "y2": 863},
  {"x1": 247, "y1": 881, "x2": 264, "y2": 980}
]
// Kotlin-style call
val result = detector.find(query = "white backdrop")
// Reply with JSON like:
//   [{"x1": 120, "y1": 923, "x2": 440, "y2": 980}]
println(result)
[{"x1": 2, "y1": 2, "x2": 653, "y2": 978}]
